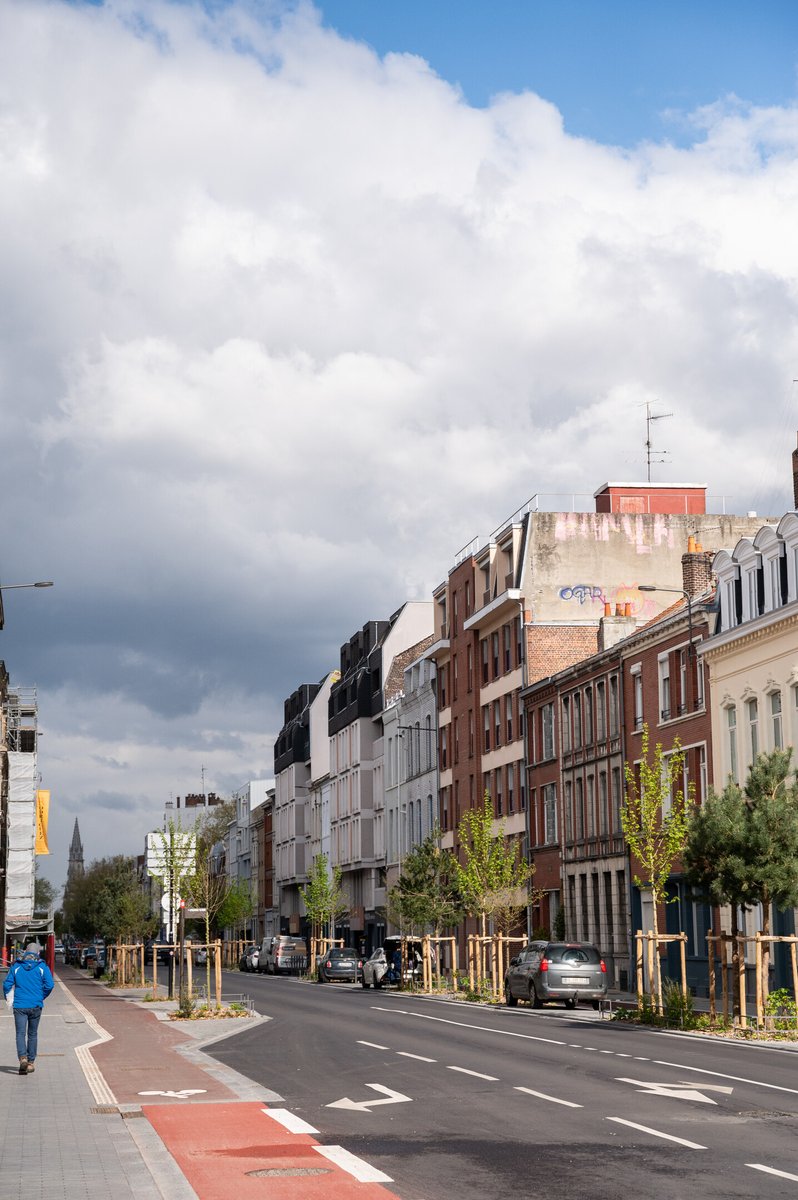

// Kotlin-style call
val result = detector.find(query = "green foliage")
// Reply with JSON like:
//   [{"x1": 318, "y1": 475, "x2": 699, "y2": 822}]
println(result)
[
  {"x1": 388, "y1": 828, "x2": 464, "y2": 935},
  {"x1": 553, "y1": 906, "x2": 566, "y2": 941},
  {"x1": 764, "y1": 988, "x2": 797, "y2": 1020},
  {"x1": 34, "y1": 872, "x2": 58, "y2": 913},
  {"x1": 661, "y1": 977, "x2": 695, "y2": 1027},
  {"x1": 176, "y1": 990, "x2": 197, "y2": 1019},
  {"x1": 622, "y1": 725, "x2": 693, "y2": 904},
  {"x1": 216, "y1": 877, "x2": 254, "y2": 931},
  {"x1": 300, "y1": 853, "x2": 348, "y2": 941},
  {"x1": 531, "y1": 926, "x2": 550, "y2": 941},
  {"x1": 63, "y1": 856, "x2": 156, "y2": 941},
  {"x1": 453, "y1": 794, "x2": 535, "y2": 936}
]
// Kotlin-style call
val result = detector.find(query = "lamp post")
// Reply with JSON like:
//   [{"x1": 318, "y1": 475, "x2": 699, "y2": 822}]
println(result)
[
  {"x1": 638, "y1": 584, "x2": 694, "y2": 656},
  {"x1": 0, "y1": 580, "x2": 54, "y2": 963}
]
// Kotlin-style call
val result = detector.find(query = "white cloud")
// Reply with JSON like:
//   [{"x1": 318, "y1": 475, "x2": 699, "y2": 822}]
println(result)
[{"x1": 2, "y1": 0, "x2": 798, "y2": 876}]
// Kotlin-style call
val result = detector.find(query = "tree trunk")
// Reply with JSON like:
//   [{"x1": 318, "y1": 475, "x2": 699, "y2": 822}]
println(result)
[
  {"x1": 731, "y1": 907, "x2": 741, "y2": 1023},
  {"x1": 651, "y1": 896, "x2": 663, "y2": 1013},
  {"x1": 760, "y1": 894, "x2": 771, "y2": 1008}
]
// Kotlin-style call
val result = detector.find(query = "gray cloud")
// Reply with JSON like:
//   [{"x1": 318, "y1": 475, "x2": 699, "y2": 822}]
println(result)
[{"x1": 2, "y1": 0, "x2": 797, "y2": 880}]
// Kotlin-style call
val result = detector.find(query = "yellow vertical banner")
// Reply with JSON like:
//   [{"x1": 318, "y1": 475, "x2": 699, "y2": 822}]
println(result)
[{"x1": 35, "y1": 790, "x2": 50, "y2": 855}]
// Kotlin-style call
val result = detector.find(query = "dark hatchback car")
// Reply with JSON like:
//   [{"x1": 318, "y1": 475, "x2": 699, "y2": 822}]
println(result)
[
  {"x1": 505, "y1": 941, "x2": 607, "y2": 1009},
  {"x1": 316, "y1": 946, "x2": 362, "y2": 984}
]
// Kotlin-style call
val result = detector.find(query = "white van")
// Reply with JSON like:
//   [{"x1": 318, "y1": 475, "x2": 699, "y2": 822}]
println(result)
[{"x1": 258, "y1": 935, "x2": 308, "y2": 975}]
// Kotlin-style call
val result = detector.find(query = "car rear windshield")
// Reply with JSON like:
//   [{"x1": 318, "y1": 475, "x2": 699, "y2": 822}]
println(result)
[
  {"x1": 546, "y1": 944, "x2": 601, "y2": 964},
  {"x1": 328, "y1": 948, "x2": 354, "y2": 958}
]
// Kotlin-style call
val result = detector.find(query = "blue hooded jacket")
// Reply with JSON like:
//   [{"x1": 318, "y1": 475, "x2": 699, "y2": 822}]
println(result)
[{"x1": 3, "y1": 951, "x2": 54, "y2": 1009}]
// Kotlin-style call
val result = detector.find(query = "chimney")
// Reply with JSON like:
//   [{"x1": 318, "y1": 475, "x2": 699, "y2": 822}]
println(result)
[
  {"x1": 682, "y1": 542, "x2": 715, "y2": 597},
  {"x1": 793, "y1": 432, "x2": 798, "y2": 509},
  {"x1": 598, "y1": 613, "x2": 637, "y2": 652}
]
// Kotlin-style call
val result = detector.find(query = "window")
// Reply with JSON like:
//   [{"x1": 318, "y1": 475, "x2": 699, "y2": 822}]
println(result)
[
  {"x1": 452, "y1": 588, "x2": 458, "y2": 634},
  {"x1": 504, "y1": 624, "x2": 512, "y2": 672},
  {"x1": 425, "y1": 715, "x2": 433, "y2": 771},
  {"x1": 611, "y1": 767, "x2": 622, "y2": 829},
  {"x1": 494, "y1": 700, "x2": 502, "y2": 748},
  {"x1": 543, "y1": 784, "x2": 557, "y2": 845},
  {"x1": 452, "y1": 654, "x2": 458, "y2": 701},
  {"x1": 658, "y1": 654, "x2": 671, "y2": 721},
  {"x1": 562, "y1": 697, "x2": 571, "y2": 752},
  {"x1": 516, "y1": 616, "x2": 523, "y2": 668},
  {"x1": 727, "y1": 706, "x2": 738, "y2": 782},
  {"x1": 746, "y1": 568, "x2": 759, "y2": 620},
  {"x1": 599, "y1": 771, "x2": 609, "y2": 836},
  {"x1": 609, "y1": 675, "x2": 620, "y2": 736},
  {"x1": 439, "y1": 664, "x2": 447, "y2": 709},
  {"x1": 495, "y1": 767, "x2": 503, "y2": 816},
  {"x1": 586, "y1": 775, "x2": 595, "y2": 837},
  {"x1": 747, "y1": 697, "x2": 759, "y2": 762},
  {"x1": 770, "y1": 691, "x2": 783, "y2": 750},
  {"x1": 454, "y1": 717, "x2": 460, "y2": 764},
  {"x1": 584, "y1": 687, "x2": 594, "y2": 744},
  {"x1": 468, "y1": 709, "x2": 475, "y2": 757},
  {"x1": 632, "y1": 667, "x2": 643, "y2": 730},
  {"x1": 565, "y1": 781, "x2": 573, "y2": 841},
  {"x1": 492, "y1": 632, "x2": 500, "y2": 678},
  {"x1": 678, "y1": 650, "x2": 688, "y2": 715},
  {"x1": 465, "y1": 579, "x2": 471, "y2": 617},
  {"x1": 506, "y1": 695, "x2": 513, "y2": 743},
  {"x1": 507, "y1": 763, "x2": 515, "y2": 813},
  {"x1": 596, "y1": 681, "x2": 606, "y2": 741},
  {"x1": 542, "y1": 703, "x2": 555, "y2": 759},
  {"x1": 483, "y1": 705, "x2": 491, "y2": 753},
  {"x1": 575, "y1": 778, "x2": 584, "y2": 839},
  {"x1": 573, "y1": 694, "x2": 582, "y2": 749},
  {"x1": 481, "y1": 639, "x2": 489, "y2": 684},
  {"x1": 440, "y1": 725, "x2": 449, "y2": 771},
  {"x1": 467, "y1": 644, "x2": 473, "y2": 692}
]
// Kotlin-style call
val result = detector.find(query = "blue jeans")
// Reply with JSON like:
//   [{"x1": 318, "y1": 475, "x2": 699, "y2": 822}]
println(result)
[{"x1": 13, "y1": 1007, "x2": 42, "y2": 1062}]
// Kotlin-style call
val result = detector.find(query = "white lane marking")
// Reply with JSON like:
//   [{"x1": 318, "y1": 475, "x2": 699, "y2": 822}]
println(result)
[
  {"x1": 607, "y1": 1118, "x2": 706, "y2": 1149},
  {"x1": 616, "y1": 1053, "x2": 632, "y2": 1058},
  {"x1": 314, "y1": 1145, "x2": 393, "y2": 1184},
  {"x1": 57, "y1": 980, "x2": 117, "y2": 1107},
  {"x1": 327, "y1": 1083, "x2": 412, "y2": 1113},
  {"x1": 447, "y1": 1066, "x2": 499, "y2": 1081},
  {"x1": 747, "y1": 1164, "x2": 798, "y2": 1183},
  {"x1": 358, "y1": 1040, "x2": 390, "y2": 1050},
  {"x1": 397, "y1": 1052, "x2": 436, "y2": 1062},
  {"x1": 633, "y1": 1057, "x2": 650, "y2": 1061},
  {"x1": 652, "y1": 1058, "x2": 798, "y2": 1097},
  {"x1": 569, "y1": 1044, "x2": 582, "y2": 1049},
  {"x1": 515, "y1": 1086, "x2": 583, "y2": 1109},
  {"x1": 371, "y1": 1007, "x2": 566, "y2": 1047},
  {"x1": 599, "y1": 1050, "x2": 614, "y2": 1055},
  {"x1": 264, "y1": 1108, "x2": 319, "y2": 1135},
  {"x1": 616, "y1": 1078, "x2": 733, "y2": 1106},
  {"x1": 583, "y1": 1047, "x2": 598, "y2": 1052}
]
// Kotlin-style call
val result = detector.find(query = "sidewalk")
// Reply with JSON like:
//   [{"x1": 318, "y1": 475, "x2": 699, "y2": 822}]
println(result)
[{"x1": 0, "y1": 966, "x2": 397, "y2": 1200}]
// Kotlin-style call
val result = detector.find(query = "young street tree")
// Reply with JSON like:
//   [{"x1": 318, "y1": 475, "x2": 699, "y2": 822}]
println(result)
[
  {"x1": 63, "y1": 856, "x2": 156, "y2": 943},
  {"x1": 388, "y1": 827, "x2": 464, "y2": 937},
  {"x1": 683, "y1": 779, "x2": 750, "y2": 1018},
  {"x1": 300, "y1": 853, "x2": 347, "y2": 950},
  {"x1": 621, "y1": 725, "x2": 693, "y2": 1008},
  {"x1": 453, "y1": 793, "x2": 535, "y2": 952}
]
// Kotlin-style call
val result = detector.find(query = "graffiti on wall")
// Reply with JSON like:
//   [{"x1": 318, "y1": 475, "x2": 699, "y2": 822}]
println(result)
[{"x1": 558, "y1": 584, "x2": 658, "y2": 617}]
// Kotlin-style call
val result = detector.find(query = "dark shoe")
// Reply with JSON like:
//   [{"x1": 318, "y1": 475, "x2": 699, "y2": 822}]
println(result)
[
  {"x1": 26, "y1": 1062, "x2": 35, "y2": 1073},
  {"x1": 18, "y1": 1057, "x2": 28, "y2": 1075}
]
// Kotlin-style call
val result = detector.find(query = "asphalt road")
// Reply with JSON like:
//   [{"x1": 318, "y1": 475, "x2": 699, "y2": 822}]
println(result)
[{"x1": 207, "y1": 971, "x2": 798, "y2": 1200}]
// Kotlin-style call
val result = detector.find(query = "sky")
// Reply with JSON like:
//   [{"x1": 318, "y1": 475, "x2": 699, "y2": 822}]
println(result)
[{"x1": 2, "y1": 0, "x2": 798, "y2": 889}]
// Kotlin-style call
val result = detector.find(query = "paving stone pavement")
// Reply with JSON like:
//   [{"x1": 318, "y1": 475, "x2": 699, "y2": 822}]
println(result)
[{"x1": 0, "y1": 977, "x2": 197, "y2": 1200}]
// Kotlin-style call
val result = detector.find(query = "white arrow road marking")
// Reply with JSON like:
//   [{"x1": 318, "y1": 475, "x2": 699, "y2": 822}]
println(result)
[
  {"x1": 616, "y1": 1077, "x2": 733, "y2": 1105},
  {"x1": 326, "y1": 1083, "x2": 413, "y2": 1113},
  {"x1": 138, "y1": 1089, "x2": 207, "y2": 1099}
]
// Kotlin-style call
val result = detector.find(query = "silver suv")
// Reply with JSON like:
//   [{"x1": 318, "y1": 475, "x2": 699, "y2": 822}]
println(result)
[{"x1": 504, "y1": 941, "x2": 607, "y2": 1009}]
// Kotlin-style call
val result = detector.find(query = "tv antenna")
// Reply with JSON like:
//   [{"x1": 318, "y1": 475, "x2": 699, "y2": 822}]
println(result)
[{"x1": 645, "y1": 401, "x2": 672, "y2": 481}]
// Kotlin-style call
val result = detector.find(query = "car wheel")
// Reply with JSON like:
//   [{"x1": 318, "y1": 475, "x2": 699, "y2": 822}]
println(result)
[
  {"x1": 361, "y1": 976, "x2": 370, "y2": 988},
  {"x1": 505, "y1": 983, "x2": 518, "y2": 1008},
  {"x1": 592, "y1": 1000, "x2": 600, "y2": 1011},
  {"x1": 317, "y1": 972, "x2": 324, "y2": 984},
  {"x1": 530, "y1": 984, "x2": 542, "y2": 1008},
  {"x1": 564, "y1": 998, "x2": 576, "y2": 1010}
]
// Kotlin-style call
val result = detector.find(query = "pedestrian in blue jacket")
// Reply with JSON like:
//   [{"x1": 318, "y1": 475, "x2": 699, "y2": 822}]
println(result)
[{"x1": 3, "y1": 943, "x2": 55, "y2": 1075}]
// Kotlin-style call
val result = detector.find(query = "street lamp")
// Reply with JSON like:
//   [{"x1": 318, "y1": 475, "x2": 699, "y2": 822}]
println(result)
[{"x1": 638, "y1": 584, "x2": 694, "y2": 657}]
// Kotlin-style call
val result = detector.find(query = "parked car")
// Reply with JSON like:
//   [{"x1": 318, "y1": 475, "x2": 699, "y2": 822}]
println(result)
[
  {"x1": 361, "y1": 937, "x2": 429, "y2": 988},
  {"x1": 504, "y1": 941, "x2": 608, "y2": 1009},
  {"x1": 245, "y1": 945, "x2": 260, "y2": 972},
  {"x1": 80, "y1": 945, "x2": 97, "y2": 970},
  {"x1": 54, "y1": 941, "x2": 65, "y2": 962},
  {"x1": 239, "y1": 943, "x2": 259, "y2": 972},
  {"x1": 259, "y1": 936, "x2": 308, "y2": 975},
  {"x1": 193, "y1": 946, "x2": 208, "y2": 967},
  {"x1": 316, "y1": 947, "x2": 362, "y2": 984}
]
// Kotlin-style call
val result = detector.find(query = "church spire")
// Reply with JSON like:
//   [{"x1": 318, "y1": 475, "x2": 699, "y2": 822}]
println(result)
[{"x1": 67, "y1": 818, "x2": 84, "y2": 884}]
